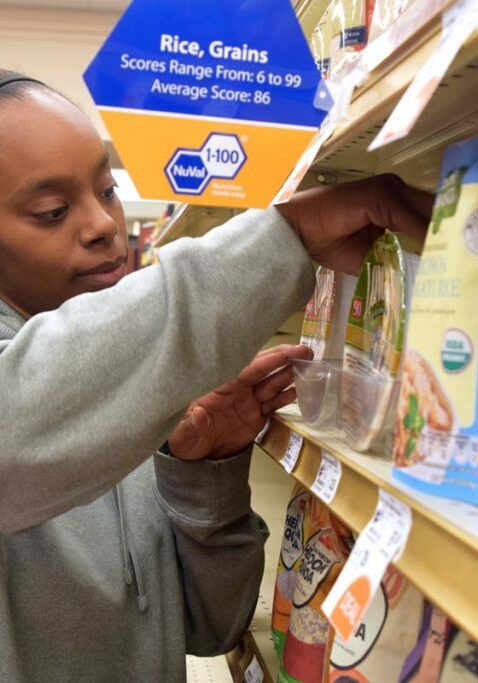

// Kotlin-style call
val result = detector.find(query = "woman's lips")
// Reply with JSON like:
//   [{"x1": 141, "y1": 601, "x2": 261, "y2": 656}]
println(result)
[{"x1": 77, "y1": 262, "x2": 127, "y2": 286}]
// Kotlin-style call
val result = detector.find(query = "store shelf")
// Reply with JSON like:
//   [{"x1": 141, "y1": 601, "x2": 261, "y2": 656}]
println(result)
[
  {"x1": 257, "y1": 403, "x2": 478, "y2": 643},
  {"x1": 299, "y1": 2, "x2": 478, "y2": 189},
  {"x1": 154, "y1": 204, "x2": 238, "y2": 247}
]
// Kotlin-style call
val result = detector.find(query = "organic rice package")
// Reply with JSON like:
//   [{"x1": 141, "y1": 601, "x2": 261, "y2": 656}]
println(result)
[
  {"x1": 393, "y1": 134, "x2": 478, "y2": 504},
  {"x1": 341, "y1": 232, "x2": 419, "y2": 452}
]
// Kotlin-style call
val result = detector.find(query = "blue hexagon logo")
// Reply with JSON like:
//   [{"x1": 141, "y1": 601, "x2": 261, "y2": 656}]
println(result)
[
  {"x1": 165, "y1": 132, "x2": 247, "y2": 195},
  {"x1": 166, "y1": 151, "x2": 209, "y2": 195}
]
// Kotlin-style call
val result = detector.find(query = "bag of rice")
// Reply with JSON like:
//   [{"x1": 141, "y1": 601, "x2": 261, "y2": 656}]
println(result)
[
  {"x1": 393, "y1": 133, "x2": 478, "y2": 504},
  {"x1": 341, "y1": 231, "x2": 419, "y2": 452}
]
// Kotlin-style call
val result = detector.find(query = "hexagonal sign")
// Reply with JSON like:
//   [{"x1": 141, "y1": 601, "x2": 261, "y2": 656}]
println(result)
[{"x1": 84, "y1": 0, "x2": 332, "y2": 209}]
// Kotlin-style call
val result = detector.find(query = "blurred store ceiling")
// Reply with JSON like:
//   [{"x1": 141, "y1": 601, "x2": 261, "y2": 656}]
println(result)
[{"x1": 0, "y1": 0, "x2": 128, "y2": 10}]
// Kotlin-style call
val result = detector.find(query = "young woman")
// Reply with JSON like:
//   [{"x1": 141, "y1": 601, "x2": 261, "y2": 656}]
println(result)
[{"x1": 0, "y1": 70, "x2": 432, "y2": 682}]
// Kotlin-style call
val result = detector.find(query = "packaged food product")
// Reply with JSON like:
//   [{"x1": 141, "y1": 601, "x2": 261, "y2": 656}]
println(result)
[
  {"x1": 330, "y1": 565, "x2": 424, "y2": 683},
  {"x1": 329, "y1": 0, "x2": 376, "y2": 81},
  {"x1": 300, "y1": 267, "x2": 358, "y2": 361},
  {"x1": 440, "y1": 629, "x2": 478, "y2": 681},
  {"x1": 300, "y1": 267, "x2": 335, "y2": 360},
  {"x1": 398, "y1": 601, "x2": 451, "y2": 682},
  {"x1": 341, "y1": 232, "x2": 419, "y2": 452},
  {"x1": 368, "y1": 0, "x2": 418, "y2": 42},
  {"x1": 311, "y1": 3, "x2": 334, "y2": 79},
  {"x1": 278, "y1": 495, "x2": 352, "y2": 683},
  {"x1": 275, "y1": 495, "x2": 427, "y2": 683},
  {"x1": 311, "y1": 0, "x2": 375, "y2": 81},
  {"x1": 272, "y1": 484, "x2": 310, "y2": 660},
  {"x1": 393, "y1": 134, "x2": 478, "y2": 503},
  {"x1": 273, "y1": 490, "x2": 475, "y2": 683}
]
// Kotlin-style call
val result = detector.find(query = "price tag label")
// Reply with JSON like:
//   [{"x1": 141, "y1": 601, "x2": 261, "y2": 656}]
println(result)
[
  {"x1": 255, "y1": 419, "x2": 270, "y2": 446},
  {"x1": 322, "y1": 489, "x2": 412, "y2": 642},
  {"x1": 280, "y1": 432, "x2": 303, "y2": 473},
  {"x1": 244, "y1": 654, "x2": 264, "y2": 683},
  {"x1": 311, "y1": 450, "x2": 342, "y2": 504}
]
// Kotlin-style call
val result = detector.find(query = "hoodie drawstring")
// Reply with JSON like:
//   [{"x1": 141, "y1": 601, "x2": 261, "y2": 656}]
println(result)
[{"x1": 113, "y1": 484, "x2": 148, "y2": 613}]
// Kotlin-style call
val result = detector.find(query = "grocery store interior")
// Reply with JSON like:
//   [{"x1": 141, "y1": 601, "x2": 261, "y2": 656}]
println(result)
[{"x1": 1, "y1": 0, "x2": 478, "y2": 682}]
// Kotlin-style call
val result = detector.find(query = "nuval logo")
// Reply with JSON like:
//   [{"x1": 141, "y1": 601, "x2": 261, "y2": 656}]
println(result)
[{"x1": 172, "y1": 164, "x2": 207, "y2": 178}]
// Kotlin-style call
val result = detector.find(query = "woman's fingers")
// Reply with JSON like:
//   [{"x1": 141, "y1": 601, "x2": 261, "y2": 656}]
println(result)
[
  {"x1": 238, "y1": 344, "x2": 312, "y2": 386},
  {"x1": 360, "y1": 176, "x2": 431, "y2": 245},
  {"x1": 261, "y1": 386, "x2": 297, "y2": 415},
  {"x1": 396, "y1": 180, "x2": 435, "y2": 220},
  {"x1": 253, "y1": 365, "x2": 294, "y2": 403}
]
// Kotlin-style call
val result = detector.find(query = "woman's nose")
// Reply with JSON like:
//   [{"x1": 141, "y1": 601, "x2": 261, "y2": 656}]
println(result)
[{"x1": 79, "y1": 200, "x2": 118, "y2": 247}]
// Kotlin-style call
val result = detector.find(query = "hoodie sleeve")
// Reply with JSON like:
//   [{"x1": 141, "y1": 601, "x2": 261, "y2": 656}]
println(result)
[
  {"x1": 153, "y1": 447, "x2": 267, "y2": 656},
  {"x1": 0, "y1": 207, "x2": 314, "y2": 535}
]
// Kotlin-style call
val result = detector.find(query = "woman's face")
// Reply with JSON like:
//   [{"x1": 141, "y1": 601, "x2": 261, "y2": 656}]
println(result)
[{"x1": 0, "y1": 88, "x2": 129, "y2": 317}]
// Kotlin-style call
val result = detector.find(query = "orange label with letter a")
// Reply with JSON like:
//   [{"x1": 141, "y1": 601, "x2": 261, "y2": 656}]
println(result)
[{"x1": 329, "y1": 576, "x2": 371, "y2": 642}]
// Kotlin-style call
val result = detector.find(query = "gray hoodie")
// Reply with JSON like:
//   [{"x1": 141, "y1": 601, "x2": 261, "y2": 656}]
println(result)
[{"x1": 0, "y1": 208, "x2": 314, "y2": 682}]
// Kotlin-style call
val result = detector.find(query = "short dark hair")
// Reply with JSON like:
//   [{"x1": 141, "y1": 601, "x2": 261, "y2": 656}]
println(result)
[{"x1": 0, "y1": 69, "x2": 58, "y2": 105}]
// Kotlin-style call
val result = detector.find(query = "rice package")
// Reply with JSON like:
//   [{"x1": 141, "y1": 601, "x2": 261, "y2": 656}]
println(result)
[
  {"x1": 341, "y1": 232, "x2": 419, "y2": 452},
  {"x1": 398, "y1": 602, "x2": 452, "y2": 682},
  {"x1": 393, "y1": 134, "x2": 478, "y2": 504},
  {"x1": 301, "y1": 267, "x2": 336, "y2": 360}
]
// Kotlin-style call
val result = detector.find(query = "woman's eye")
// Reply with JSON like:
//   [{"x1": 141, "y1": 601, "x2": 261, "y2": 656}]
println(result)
[
  {"x1": 102, "y1": 184, "x2": 118, "y2": 201},
  {"x1": 33, "y1": 206, "x2": 68, "y2": 223}
]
